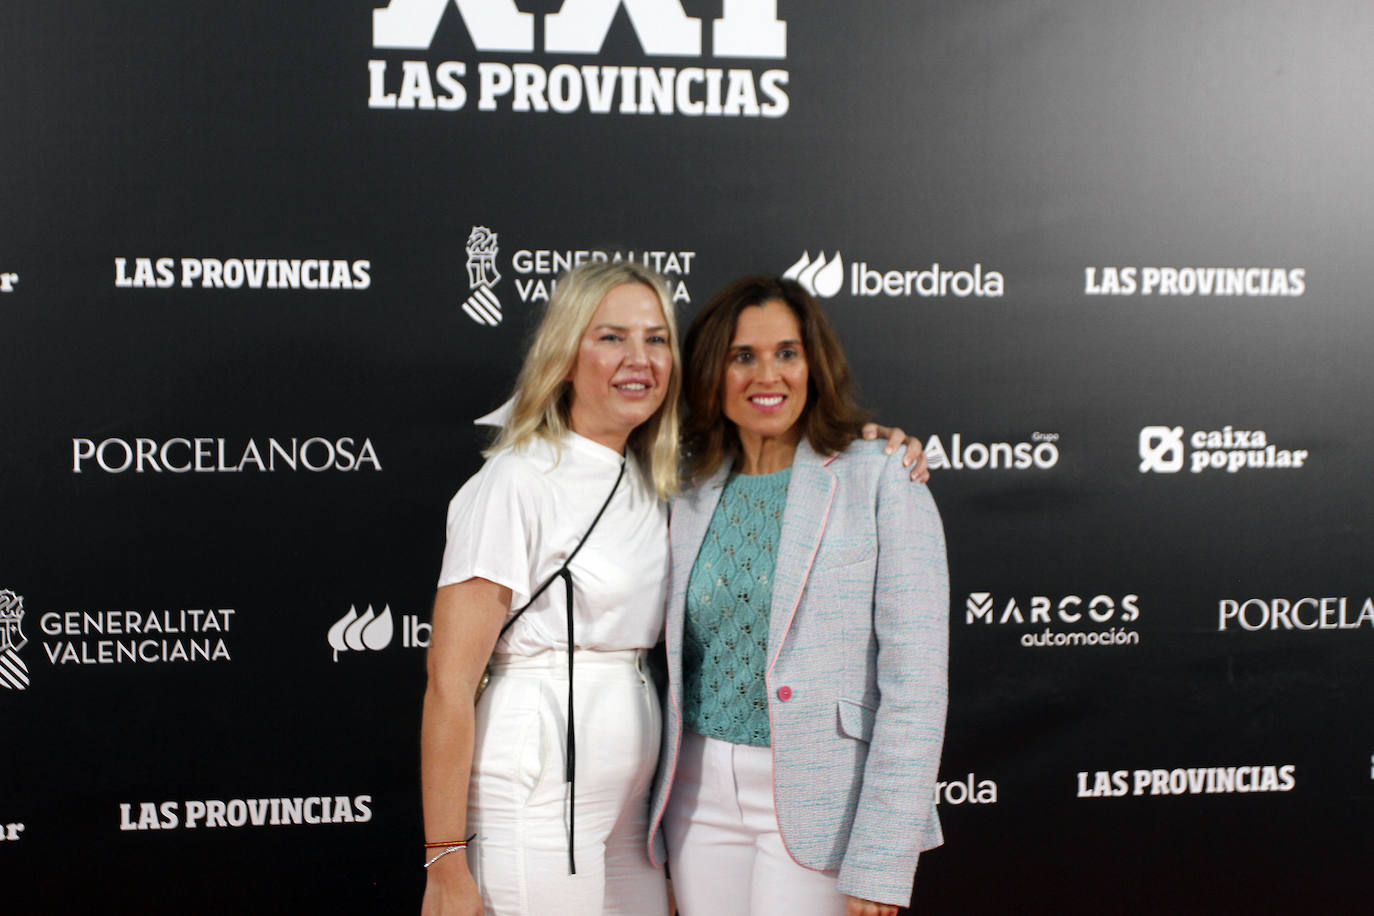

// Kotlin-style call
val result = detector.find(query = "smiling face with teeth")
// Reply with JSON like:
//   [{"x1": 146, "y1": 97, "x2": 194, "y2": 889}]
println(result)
[
  {"x1": 722, "y1": 299, "x2": 810, "y2": 472},
  {"x1": 566, "y1": 282, "x2": 674, "y2": 453}
]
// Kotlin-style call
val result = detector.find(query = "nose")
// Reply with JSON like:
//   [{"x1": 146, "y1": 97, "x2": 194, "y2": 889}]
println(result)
[
  {"x1": 625, "y1": 336, "x2": 649, "y2": 366},
  {"x1": 753, "y1": 353, "x2": 782, "y2": 382}
]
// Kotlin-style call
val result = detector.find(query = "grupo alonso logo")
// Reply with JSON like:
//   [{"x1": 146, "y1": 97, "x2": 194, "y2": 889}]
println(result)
[
  {"x1": 925, "y1": 432, "x2": 1059, "y2": 472},
  {"x1": 1139, "y1": 425, "x2": 1309, "y2": 474},
  {"x1": 0, "y1": 589, "x2": 31, "y2": 690}
]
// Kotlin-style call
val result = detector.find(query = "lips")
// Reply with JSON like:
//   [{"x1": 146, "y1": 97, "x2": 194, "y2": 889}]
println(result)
[{"x1": 614, "y1": 379, "x2": 653, "y2": 396}]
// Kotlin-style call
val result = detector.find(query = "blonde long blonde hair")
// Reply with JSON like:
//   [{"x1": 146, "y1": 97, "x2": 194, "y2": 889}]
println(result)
[{"x1": 487, "y1": 261, "x2": 682, "y2": 499}]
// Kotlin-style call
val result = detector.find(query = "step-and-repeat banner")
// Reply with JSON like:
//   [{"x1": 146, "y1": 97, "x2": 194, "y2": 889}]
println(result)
[{"x1": 3, "y1": 2, "x2": 1370, "y2": 912}]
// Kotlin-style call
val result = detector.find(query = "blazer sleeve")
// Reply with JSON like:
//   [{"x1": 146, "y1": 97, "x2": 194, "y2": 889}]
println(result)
[{"x1": 835, "y1": 453, "x2": 949, "y2": 905}]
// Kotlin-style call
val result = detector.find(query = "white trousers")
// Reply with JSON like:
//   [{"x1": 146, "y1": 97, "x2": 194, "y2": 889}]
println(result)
[
  {"x1": 467, "y1": 648, "x2": 668, "y2": 916},
  {"x1": 664, "y1": 731, "x2": 846, "y2": 916}
]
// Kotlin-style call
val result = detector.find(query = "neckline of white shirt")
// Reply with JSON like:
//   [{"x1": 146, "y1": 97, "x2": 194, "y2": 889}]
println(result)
[{"x1": 561, "y1": 430, "x2": 628, "y2": 469}]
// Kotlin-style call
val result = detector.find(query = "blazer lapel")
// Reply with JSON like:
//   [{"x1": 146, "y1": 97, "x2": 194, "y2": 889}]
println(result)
[
  {"x1": 666, "y1": 461, "x2": 732, "y2": 685},
  {"x1": 767, "y1": 440, "x2": 836, "y2": 672}
]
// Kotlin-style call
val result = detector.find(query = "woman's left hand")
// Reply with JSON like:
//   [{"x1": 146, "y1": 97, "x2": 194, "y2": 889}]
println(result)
[
  {"x1": 861, "y1": 423, "x2": 930, "y2": 483},
  {"x1": 844, "y1": 895, "x2": 900, "y2": 916}
]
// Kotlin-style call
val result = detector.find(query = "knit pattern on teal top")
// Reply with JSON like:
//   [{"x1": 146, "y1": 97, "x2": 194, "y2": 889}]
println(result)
[{"x1": 682, "y1": 468, "x2": 791, "y2": 747}]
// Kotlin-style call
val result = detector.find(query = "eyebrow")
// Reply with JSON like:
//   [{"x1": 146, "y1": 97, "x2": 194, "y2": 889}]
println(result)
[
  {"x1": 592, "y1": 324, "x2": 669, "y2": 332},
  {"x1": 728, "y1": 339, "x2": 802, "y2": 350}
]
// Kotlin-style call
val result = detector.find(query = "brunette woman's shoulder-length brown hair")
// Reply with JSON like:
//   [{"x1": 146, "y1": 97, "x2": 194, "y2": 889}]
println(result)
[{"x1": 682, "y1": 275, "x2": 868, "y2": 480}]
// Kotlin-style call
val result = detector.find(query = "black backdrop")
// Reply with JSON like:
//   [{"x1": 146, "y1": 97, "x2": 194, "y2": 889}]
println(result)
[{"x1": 2, "y1": 2, "x2": 1371, "y2": 913}]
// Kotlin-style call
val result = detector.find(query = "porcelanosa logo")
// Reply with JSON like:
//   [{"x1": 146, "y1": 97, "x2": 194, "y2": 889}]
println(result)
[
  {"x1": 965, "y1": 592, "x2": 1141, "y2": 648},
  {"x1": 1217, "y1": 596, "x2": 1374, "y2": 632},
  {"x1": 72, "y1": 437, "x2": 381, "y2": 474},
  {"x1": 328, "y1": 605, "x2": 431, "y2": 661},
  {"x1": 784, "y1": 250, "x2": 1003, "y2": 299},
  {"x1": 1138, "y1": 425, "x2": 1309, "y2": 474},
  {"x1": 925, "y1": 432, "x2": 1059, "y2": 471},
  {"x1": 0, "y1": 590, "x2": 31, "y2": 690},
  {"x1": 457, "y1": 224, "x2": 698, "y2": 326},
  {"x1": 368, "y1": 0, "x2": 789, "y2": 117}
]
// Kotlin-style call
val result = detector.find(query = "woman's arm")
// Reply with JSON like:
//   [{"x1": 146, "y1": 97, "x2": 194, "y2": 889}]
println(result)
[{"x1": 419, "y1": 578, "x2": 511, "y2": 916}]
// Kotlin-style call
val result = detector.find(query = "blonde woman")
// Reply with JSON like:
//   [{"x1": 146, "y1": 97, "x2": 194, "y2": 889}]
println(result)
[{"x1": 421, "y1": 262, "x2": 681, "y2": 916}]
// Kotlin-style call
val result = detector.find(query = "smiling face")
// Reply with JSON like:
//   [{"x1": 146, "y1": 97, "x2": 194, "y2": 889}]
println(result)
[
  {"x1": 722, "y1": 299, "x2": 809, "y2": 454},
  {"x1": 566, "y1": 282, "x2": 673, "y2": 453}
]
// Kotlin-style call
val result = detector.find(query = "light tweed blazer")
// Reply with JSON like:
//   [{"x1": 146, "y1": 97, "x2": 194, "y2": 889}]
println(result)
[{"x1": 648, "y1": 438, "x2": 949, "y2": 906}]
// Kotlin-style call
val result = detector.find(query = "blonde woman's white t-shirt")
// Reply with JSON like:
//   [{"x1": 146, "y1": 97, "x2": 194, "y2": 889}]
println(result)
[{"x1": 438, "y1": 432, "x2": 668, "y2": 655}]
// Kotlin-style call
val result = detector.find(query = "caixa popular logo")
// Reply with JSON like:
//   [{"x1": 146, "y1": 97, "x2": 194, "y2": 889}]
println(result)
[
  {"x1": 368, "y1": 0, "x2": 789, "y2": 117},
  {"x1": 1138, "y1": 425, "x2": 1309, "y2": 474},
  {"x1": 457, "y1": 224, "x2": 698, "y2": 326},
  {"x1": 0, "y1": 589, "x2": 31, "y2": 690},
  {"x1": 966, "y1": 592, "x2": 1141, "y2": 648},
  {"x1": 328, "y1": 605, "x2": 431, "y2": 661}
]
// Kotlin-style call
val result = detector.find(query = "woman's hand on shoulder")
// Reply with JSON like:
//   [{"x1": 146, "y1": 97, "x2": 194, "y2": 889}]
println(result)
[
  {"x1": 861, "y1": 423, "x2": 930, "y2": 483},
  {"x1": 844, "y1": 894, "x2": 900, "y2": 916}
]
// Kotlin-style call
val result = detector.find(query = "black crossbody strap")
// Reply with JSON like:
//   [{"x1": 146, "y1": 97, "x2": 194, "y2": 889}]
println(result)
[
  {"x1": 495, "y1": 457, "x2": 626, "y2": 875},
  {"x1": 499, "y1": 458, "x2": 626, "y2": 639}
]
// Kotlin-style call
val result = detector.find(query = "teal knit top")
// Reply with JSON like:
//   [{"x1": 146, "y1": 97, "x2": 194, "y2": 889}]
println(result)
[{"x1": 682, "y1": 467, "x2": 791, "y2": 747}]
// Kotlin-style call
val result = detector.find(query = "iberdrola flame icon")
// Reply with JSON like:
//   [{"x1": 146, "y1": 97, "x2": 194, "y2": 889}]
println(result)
[
  {"x1": 783, "y1": 251, "x2": 844, "y2": 298},
  {"x1": 328, "y1": 604, "x2": 395, "y2": 661}
]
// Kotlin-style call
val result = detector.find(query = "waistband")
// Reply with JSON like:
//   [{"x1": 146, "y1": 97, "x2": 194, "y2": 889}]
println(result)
[{"x1": 489, "y1": 647, "x2": 647, "y2": 672}]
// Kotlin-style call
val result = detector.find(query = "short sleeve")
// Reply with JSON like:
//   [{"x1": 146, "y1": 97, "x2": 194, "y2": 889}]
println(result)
[{"x1": 436, "y1": 452, "x2": 544, "y2": 608}]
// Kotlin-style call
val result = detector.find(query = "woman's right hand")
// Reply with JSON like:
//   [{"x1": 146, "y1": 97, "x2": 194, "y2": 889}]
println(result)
[{"x1": 420, "y1": 857, "x2": 484, "y2": 916}]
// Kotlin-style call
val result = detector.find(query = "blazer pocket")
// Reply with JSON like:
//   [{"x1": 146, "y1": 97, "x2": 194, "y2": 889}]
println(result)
[
  {"x1": 814, "y1": 546, "x2": 875, "y2": 572},
  {"x1": 836, "y1": 697, "x2": 877, "y2": 743}
]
